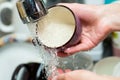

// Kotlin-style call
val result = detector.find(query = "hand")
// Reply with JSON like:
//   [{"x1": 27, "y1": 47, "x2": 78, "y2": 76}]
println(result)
[
  {"x1": 48, "y1": 68, "x2": 71, "y2": 80},
  {"x1": 53, "y1": 70, "x2": 119, "y2": 80},
  {"x1": 57, "y1": 3, "x2": 120, "y2": 57}
]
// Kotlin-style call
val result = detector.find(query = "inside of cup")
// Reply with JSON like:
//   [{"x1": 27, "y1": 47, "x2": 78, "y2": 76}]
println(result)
[{"x1": 37, "y1": 5, "x2": 76, "y2": 48}]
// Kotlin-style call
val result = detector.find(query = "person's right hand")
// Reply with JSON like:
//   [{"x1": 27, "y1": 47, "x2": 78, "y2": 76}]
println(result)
[
  {"x1": 52, "y1": 70, "x2": 120, "y2": 80},
  {"x1": 57, "y1": 3, "x2": 120, "y2": 57}
]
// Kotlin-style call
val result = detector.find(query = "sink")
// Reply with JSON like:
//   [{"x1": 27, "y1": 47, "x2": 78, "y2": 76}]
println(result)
[{"x1": 0, "y1": 35, "x2": 42, "y2": 80}]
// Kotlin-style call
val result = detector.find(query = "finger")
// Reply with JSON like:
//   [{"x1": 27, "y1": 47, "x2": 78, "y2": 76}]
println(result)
[
  {"x1": 48, "y1": 69, "x2": 64, "y2": 80},
  {"x1": 57, "y1": 52, "x2": 71, "y2": 57},
  {"x1": 57, "y1": 68, "x2": 64, "y2": 74},
  {"x1": 64, "y1": 69, "x2": 71, "y2": 73},
  {"x1": 53, "y1": 70, "x2": 82, "y2": 80},
  {"x1": 54, "y1": 68, "x2": 71, "y2": 80},
  {"x1": 57, "y1": 3, "x2": 98, "y2": 23},
  {"x1": 57, "y1": 3, "x2": 85, "y2": 17},
  {"x1": 57, "y1": 3, "x2": 84, "y2": 11},
  {"x1": 65, "y1": 42, "x2": 94, "y2": 54},
  {"x1": 54, "y1": 70, "x2": 99, "y2": 80},
  {"x1": 57, "y1": 42, "x2": 94, "y2": 57}
]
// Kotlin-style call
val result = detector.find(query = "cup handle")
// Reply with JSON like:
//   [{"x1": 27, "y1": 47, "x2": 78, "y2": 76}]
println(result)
[{"x1": 11, "y1": 64, "x2": 28, "y2": 80}]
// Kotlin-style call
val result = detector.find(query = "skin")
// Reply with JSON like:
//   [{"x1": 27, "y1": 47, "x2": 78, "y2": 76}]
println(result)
[
  {"x1": 57, "y1": 3, "x2": 120, "y2": 57},
  {"x1": 53, "y1": 70, "x2": 120, "y2": 80},
  {"x1": 54, "y1": 3, "x2": 120, "y2": 80}
]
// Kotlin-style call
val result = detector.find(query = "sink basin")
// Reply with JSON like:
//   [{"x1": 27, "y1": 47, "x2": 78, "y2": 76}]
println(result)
[{"x1": 0, "y1": 41, "x2": 42, "y2": 80}]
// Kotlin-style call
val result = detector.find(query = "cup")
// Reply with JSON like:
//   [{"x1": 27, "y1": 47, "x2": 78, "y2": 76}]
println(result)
[
  {"x1": 57, "y1": 53, "x2": 93, "y2": 71},
  {"x1": 11, "y1": 62, "x2": 47, "y2": 80},
  {"x1": 37, "y1": 5, "x2": 82, "y2": 52},
  {"x1": 16, "y1": 0, "x2": 82, "y2": 52}
]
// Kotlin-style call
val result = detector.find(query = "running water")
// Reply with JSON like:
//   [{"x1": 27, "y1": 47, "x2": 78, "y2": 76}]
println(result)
[
  {"x1": 32, "y1": 23, "x2": 59, "y2": 79},
  {"x1": 29, "y1": 15, "x2": 78, "y2": 79},
  {"x1": 27, "y1": 22, "x2": 59, "y2": 79},
  {"x1": 33, "y1": 37, "x2": 59, "y2": 79}
]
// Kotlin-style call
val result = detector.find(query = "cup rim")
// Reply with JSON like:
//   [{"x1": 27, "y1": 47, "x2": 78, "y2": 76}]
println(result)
[{"x1": 37, "y1": 5, "x2": 81, "y2": 51}]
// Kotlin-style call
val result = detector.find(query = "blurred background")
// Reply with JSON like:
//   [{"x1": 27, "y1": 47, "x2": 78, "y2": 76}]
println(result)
[{"x1": 0, "y1": 0, "x2": 120, "y2": 80}]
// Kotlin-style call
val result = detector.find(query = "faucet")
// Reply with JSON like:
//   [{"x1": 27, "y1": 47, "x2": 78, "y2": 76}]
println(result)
[
  {"x1": 16, "y1": 0, "x2": 47, "y2": 24},
  {"x1": 16, "y1": 0, "x2": 83, "y2": 24}
]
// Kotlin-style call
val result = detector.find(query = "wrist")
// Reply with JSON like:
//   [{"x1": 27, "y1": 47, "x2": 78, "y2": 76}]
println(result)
[{"x1": 98, "y1": 3, "x2": 120, "y2": 32}]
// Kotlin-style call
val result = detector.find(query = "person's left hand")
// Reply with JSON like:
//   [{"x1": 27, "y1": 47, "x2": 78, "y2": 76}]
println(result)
[{"x1": 52, "y1": 70, "x2": 119, "y2": 80}]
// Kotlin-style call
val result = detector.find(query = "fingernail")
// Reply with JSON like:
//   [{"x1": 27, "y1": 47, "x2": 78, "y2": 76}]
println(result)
[
  {"x1": 52, "y1": 76, "x2": 57, "y2": 80},
  {"x1": 65, "y1": 48, "x2": 70, "y2": 53}
]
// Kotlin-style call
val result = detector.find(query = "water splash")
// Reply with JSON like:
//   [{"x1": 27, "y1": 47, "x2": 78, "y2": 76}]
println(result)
[{"x1": 34, "y1": 38, "x2": 59, "y2": 79}]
